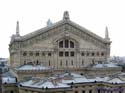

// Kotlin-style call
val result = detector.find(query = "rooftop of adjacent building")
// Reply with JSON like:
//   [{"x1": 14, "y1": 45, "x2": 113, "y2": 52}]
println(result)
[
  {"x1": 0, "y1": 61, "x2": 17, "y2": 84},
  {"x1": 19, "y1": 71, "x2": 125, "y2": 89},
  {"x1": 16, "y1": 62, "x2": 120, "y2": 71}
]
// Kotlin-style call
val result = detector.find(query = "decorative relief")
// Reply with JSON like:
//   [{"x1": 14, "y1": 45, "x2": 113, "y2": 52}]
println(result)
[{"x1": 68, "y1": 25, "x2": 106, "y2": 49}]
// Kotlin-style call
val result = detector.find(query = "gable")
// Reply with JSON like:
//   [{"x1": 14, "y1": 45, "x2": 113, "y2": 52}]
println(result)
[
  {"x1": 20, "y1": 26, "x2": 106, "y2": 51},
  {"x1": 11, "y1": 19, "x2": 110, "y2": 50}
]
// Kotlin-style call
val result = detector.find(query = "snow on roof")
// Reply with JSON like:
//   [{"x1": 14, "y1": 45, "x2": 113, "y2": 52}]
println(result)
[
  {"x1": 2, "y1": 76, "x2": 16, "y2": 84},
  {"x1": 17, "y1": 64, "x2": 50, "y2": 70},
  {"x1": 107, "y1": 78, "x2": 125, "y2": 83},
  {"x1": 20, "y1": 72, "x2": 125, "y2": 89},
  {"x1": 93, "y1": 63, "x2": 119, "y2": 68},
  {"x1": 20, "y1": 79, "x2": 70, "y2": 88},
  {"x1": 89, "y1": 76, "x2": 109, "y2": 82}
]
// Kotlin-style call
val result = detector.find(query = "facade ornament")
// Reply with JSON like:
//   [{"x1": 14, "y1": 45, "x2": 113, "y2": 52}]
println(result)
[
  {"x1": 47, "y1": 19, "x2": 53, "y2": 27},
  {"x1": 105, "y1": 26, "x2": 110, "y2": 40},
  {"x1": 16, "y1": 21, "x2": 20, "y2": 36},
  {"x1": 63, "y1": 11, "x2": 70, "y2": 20}
]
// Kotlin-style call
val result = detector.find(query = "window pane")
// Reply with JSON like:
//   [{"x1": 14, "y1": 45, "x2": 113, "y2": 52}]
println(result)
[
  {"x1": 71, "y1": 60, "x2": 73, "y2": 65},
  {"x1": 48, "y1": 53, "x2": 51, "y2": 56},
  {"x1": 59, "y1": 51, "x2": 63, "y2": 57},
  {"x1": 23, "y1": 52, "x2": 27, "y2": 56},
  {"x1": 65, "y1": 40, "x2": 69, "y2": 48},
  {"x1": 36, "y1": 52, "x2": 39, "y2": 56},
  {"x1": 65, "y1": 52, "x2": 69, "y2": 57},
  {"x1": 70, "y1": 51, "x2": 74, "y2": 56},
  {"x1": 59, "y1": 41, "x2": 63, "y2": 48},
  {"x1": 81, "y1": 52, "x2": 84, "y2": 56},
  {"x1": 49, "y1": 60, "x2": 50, "y2": 66},
  {"x1": 70, "y1": 41, "x2": 74, "y2": 48},
  {"x1": 92, "y1": 52, "x2": 95, "y2": 56},
  {"x1": 101, "y1": 52, "x2": 104, "y2": 56},
  {"x1": 60, "y1": 60, "x2": 62, "y2": 66},
  {"x1": 82, "y1": 60, "x2": 84, "y2": 65}
]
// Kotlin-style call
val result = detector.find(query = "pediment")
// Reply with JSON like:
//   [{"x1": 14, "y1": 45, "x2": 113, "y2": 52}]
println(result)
[{"x1": 18, "y1": 19, "x2": 110, "y2": 49}]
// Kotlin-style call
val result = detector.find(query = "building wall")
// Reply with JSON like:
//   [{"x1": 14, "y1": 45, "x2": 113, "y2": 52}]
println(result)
[
  {"x1": 9, "y1": 23, "x2": 110, "y2": 70},
  {"x1": 19, "y1": 82, "x2": 125, "y2": 93}
]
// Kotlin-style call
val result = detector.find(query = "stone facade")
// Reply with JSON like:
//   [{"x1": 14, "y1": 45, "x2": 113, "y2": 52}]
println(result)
[{"x1": 9, "y1": 11, "x2": 111, "y2": 70}]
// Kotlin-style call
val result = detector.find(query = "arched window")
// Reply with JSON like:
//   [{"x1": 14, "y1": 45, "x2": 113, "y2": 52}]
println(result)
[
  {"x1": 65, "y1": 40, "x2": 69, "y2": 48},
  {"x1": 59, "y1": 41, "x2": 63, "y2": 48},
  {"x1": 70, "y1": 41, "x2": 74, "y2": 48},
  {"x1": 59, "y1": 39, "x2": 75, "y2": 48}
]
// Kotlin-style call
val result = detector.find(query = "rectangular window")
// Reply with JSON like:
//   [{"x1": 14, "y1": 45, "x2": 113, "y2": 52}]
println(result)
[
  {"x1": 82, "y1": 90, "x2": 85, "y2": 93},
  {"x1": 59, "y1": 51, "x2": 63, "y2": 57},
  {"x1": 36, "y1": 52, "x2": 39, "y2": 56},
  {"x1": 92, "y1": 52, "x2": 95, "y2": 56},
  {"x1": 60, "y1": 60, "x2": 62, "y2": 66},
  {"x1": 48, "y1": 53, "x2": 51, "y2": 56},
  {"x1": 65, "y1": 52, "x2": 69, "y2": 57},
  {"x1": 70, "y1": 51, "x2": 74, "y2": 56},
  {"x1": 98, "y1": 90, "x2": 100, "y2": 93},
  {"x1": 75, "y1": 91, "x2": 78, "y2": 93},
  {"x1": 49, "y1": 60, "x2": 50, "y2": 66},
  {"x1": 82, "y1": 60, "x2": 84, "y2": 65},
  {"x1": 81, "y1": 52, "x2": 84, "y2": 56},
  {"x1": 89, "y1": 90, "x2": 92, "y2": 93},
  {"x1": 66, "y1": 60, "x2": 68, "y2": 66},
  {"x1": 71, "y1": 60, "x2": 73, "y2": 65},
  {"x1": 42, "y1": 52, "x2": 45, "y2": 56}
]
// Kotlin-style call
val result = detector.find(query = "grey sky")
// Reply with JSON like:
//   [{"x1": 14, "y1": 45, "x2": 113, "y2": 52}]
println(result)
[{"x1": 0, "y1": 0, "x2": 125, "y2": 58}]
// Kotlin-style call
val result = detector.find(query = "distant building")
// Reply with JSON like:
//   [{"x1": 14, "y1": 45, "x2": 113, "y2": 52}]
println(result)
[
  {"x1": 0, "y1": 60, "x2": 18, "y2": 93},
  {"x1": 4, "y1": 11, "x2": 125, "y2": 93},
  {"x1": 0, "y1": 58, "x2": 8, "y2": 65}
]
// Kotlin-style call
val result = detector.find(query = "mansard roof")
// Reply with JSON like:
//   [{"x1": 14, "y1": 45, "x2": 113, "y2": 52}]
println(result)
[{"x1": 12, "y1": 18, "x2": 111, "y2": 44}]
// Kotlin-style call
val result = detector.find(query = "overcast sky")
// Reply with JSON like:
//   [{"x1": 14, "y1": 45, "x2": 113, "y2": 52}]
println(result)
[{"x1": 0, "y1": 0, "x2": 125, "y2": 58}]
